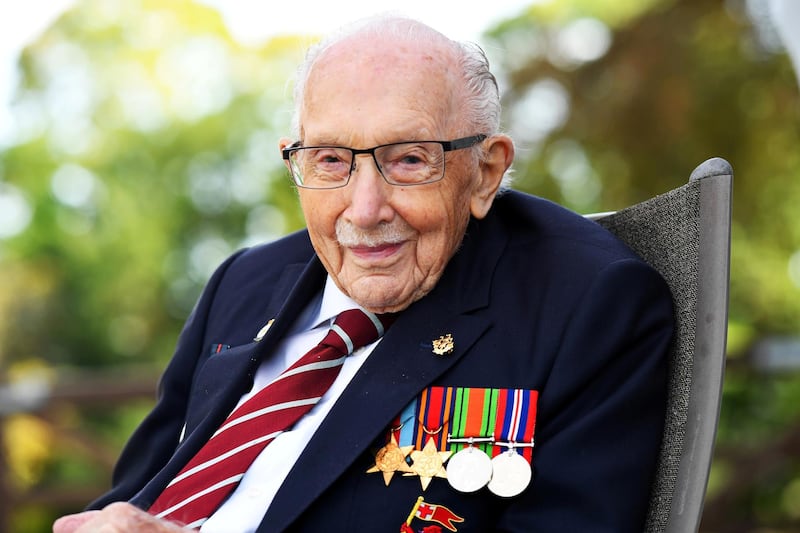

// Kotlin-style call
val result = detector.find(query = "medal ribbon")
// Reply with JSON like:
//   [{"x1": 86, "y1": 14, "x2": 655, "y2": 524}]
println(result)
[
  {"x1": 414, "y1": 386, "x2": 454, "y2": 450},
  {"x1": 396, "y1": 401, "x2": 417, "y2": 448},
  {"x1": 493, "y1": 388, "x2": 538, "y2": 461},
  {"x1": 450, "y1": 387, "x2": 499, "y2": 454},
  {"x1": 395, "y1": 387, "x2": 538, "y2": 461}
]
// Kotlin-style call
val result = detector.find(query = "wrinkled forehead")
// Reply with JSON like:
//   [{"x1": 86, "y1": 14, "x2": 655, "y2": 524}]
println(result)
[{"x1": 299, "y1": 34, "x2": 463, "y2": 137}]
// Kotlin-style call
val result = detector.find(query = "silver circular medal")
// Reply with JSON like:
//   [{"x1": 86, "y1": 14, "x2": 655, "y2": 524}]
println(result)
[
  {"x1": 487, "y1": 450, "x2": 532, "y2": 497},
  {"x1": 446, "y1": 447, "x2": 493, "y2": 493}
]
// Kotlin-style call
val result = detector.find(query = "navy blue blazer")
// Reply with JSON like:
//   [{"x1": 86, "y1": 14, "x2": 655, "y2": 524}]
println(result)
[{"x1": 90, "y1": 190, "x2": 673, "y2": 532}]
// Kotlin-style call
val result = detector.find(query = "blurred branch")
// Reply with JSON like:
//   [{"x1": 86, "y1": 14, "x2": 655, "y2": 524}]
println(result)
[{"x1": 0, "y1": 366, "x2": 159, "y2": 416}]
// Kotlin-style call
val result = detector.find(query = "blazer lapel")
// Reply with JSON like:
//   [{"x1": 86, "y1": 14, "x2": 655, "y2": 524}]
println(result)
[
  {"x1": 186, "y1": 260, "x2": 328, "y2": 437},
  {"x1": 261, "y1": 214, "x2": 508, "y2": 531},
  {"x1": 132, "y1": 258, "x2": 327, "y2": 509},
  {"x1": 261, "y1": 312, "x2": 490, "y2": 531}
]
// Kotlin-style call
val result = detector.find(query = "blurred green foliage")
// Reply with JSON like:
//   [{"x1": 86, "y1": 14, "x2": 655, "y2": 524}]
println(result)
[
  {"x1": 0, "y1": 0, "x2": 799, "y2": 531},
  {"x1": 0, "y1": 0, "x2": 310, "y2": 528}
]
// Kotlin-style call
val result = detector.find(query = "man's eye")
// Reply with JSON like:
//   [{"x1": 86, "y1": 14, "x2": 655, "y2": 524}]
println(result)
[
  {"x1": 314, "y1": 150, "x2": 339, "y2": 161},
  {"x1": 399, "y1": 154, "x2": 425, "y2": 165},
  {"x1": 310, "y1": 149, "x2": 349, "y2": 167}
]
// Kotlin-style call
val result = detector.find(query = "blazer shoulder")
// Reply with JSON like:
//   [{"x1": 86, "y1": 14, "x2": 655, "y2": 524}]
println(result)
[
  {"x1": 493, "y1": 190, "x2": 640, "y2": 266},
  {"x1": 199, "y1": 229, "x2": 318, "y2": 346}
]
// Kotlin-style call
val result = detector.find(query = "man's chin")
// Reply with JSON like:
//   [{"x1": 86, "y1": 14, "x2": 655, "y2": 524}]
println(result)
[{"x1": 343, "y1": 280, "x2": 414, "y2": 313}]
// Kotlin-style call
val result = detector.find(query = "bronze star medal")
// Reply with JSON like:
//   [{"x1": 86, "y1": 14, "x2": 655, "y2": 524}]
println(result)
[
  {"x1": 407, "y1": 437, "x2": 452, "y2": 490},
  {"x1": 366, "y1": 435, "x2": 414, "y2": 486}
]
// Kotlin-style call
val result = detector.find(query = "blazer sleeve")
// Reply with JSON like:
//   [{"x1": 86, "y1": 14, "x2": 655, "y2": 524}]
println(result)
[
  {"x1": 86, "y1": 249, "x2": 246, "y2": 510},
  {"x1": 498, "y1": 258, "x2": 673, "y2": 532}
]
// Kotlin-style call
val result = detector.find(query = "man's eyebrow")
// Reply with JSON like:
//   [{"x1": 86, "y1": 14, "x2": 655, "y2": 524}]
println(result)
[
  {"x1": 303, "y1": 138, "x2": 344, "y2": 146},
  {"x1": 303, "y1": 129, "x2": 433, "y2": 147}
]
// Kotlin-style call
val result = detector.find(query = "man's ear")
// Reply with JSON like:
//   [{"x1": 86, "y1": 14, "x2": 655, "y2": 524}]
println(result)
[
  {"x1": 278, "y1": 137, "x2": 293, "y2": 150},
  {"x1": 278, "y1": 137, "x2": 294, "y2": 172},
  {"x1": 470, "y1": 134, "x2": 514, "y2": 219}
]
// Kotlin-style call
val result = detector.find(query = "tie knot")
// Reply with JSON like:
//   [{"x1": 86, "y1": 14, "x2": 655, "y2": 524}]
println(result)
[{"x1": 323, "y1": 308, "x2": 395, "y2": 355}]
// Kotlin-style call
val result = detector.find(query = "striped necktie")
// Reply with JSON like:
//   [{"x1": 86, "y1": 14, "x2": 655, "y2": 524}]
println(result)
[{"x1": 148, "y1": 308, "x2": 393, "y2": 529}]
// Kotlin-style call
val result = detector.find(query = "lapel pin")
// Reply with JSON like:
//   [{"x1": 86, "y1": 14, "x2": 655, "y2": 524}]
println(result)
[
  {"x1": 401, "y1": 496, "x2": 464, "y2": 532},
  {"x1": 254, "y1": 319, "x2": 275, "y2": 342},
  {"x1": 431, "y1": 333, "x2": 454, "y2": 356}
]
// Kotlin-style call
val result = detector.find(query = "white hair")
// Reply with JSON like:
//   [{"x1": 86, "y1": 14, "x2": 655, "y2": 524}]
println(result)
[
  {"x1": 291, "y1": 16, "x2": 499, "y2": 136},
  {"x1": 289, "y1": 14, "x2": 512, "y2": 188}
]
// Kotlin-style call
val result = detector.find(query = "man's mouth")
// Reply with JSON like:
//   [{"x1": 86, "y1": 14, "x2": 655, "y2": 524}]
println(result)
[{"x1": 347, "y1": 241, "x2": 405, "y2": 261}]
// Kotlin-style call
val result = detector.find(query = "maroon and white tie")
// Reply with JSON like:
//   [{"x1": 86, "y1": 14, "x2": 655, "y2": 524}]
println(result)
[{"x1": 148, "y1": 308, "x2": 393, "y2": 529}]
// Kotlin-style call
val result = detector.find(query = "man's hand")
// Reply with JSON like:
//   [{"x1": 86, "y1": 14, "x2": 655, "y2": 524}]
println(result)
[{"x1": 53, "y1": 502, "x2": 190, "y2": 533}]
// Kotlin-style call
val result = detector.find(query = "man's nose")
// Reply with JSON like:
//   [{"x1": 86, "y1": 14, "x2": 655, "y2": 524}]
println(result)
[{"x1": 344, "y1": 154, "x2": 393, "y2": 228}]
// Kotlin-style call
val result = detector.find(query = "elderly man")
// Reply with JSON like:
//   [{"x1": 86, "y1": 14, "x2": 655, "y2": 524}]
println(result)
[{"x1": 54, "y1": 15, "x2": 672, "y2": 533}]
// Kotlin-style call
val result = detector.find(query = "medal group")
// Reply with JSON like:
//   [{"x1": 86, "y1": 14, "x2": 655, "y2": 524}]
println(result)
[{"x1": 367, "y1": 386, "x2": 538, "y2": 498}]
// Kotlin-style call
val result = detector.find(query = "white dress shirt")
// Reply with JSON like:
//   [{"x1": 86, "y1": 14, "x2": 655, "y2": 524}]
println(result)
[{"x1": 200, "y1": 277, "x2": 380, "y2": 533}]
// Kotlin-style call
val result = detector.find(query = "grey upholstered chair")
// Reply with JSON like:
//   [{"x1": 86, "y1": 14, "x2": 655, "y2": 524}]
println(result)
[{"x1": 587, "y1": 157, "x2": 732, "y2": 533}]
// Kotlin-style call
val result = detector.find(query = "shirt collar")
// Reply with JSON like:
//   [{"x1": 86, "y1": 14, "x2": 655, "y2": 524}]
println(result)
[{"x1": 313, "y1": 276, "x2": 363, "y2": 329}]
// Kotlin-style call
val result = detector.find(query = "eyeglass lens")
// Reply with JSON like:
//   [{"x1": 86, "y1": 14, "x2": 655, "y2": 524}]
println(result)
[{"x1": 289, "y1": 142, "x2": 446, "y2": 188}]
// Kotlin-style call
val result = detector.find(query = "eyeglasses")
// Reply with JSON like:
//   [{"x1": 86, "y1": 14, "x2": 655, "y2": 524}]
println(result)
[{"x1": 281, "y1": 134, "x2": 487, "y2": 189}]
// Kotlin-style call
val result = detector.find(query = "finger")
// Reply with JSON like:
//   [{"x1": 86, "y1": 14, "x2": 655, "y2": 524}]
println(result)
[{"x1": 52, "y1": 511, "x2": 101, "y2": 533}]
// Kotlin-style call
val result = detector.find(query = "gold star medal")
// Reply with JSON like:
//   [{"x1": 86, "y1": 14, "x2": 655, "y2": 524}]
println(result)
[
  {"x1": 407, "y1": 437, "x2": 452, "y2": 490},
  {"x1": 366, "y1": 435, "x2": 414, "y2": 486}
]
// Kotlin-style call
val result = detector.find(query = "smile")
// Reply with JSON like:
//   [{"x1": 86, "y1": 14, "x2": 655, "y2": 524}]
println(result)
[{"x1": 346, "y1": 241, "x2": 406, "y2": 262}]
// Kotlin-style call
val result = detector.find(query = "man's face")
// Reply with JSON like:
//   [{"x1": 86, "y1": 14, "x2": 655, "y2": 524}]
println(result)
[{"x1": 284, "y1": 39, "x2": 490, "y2": 313}]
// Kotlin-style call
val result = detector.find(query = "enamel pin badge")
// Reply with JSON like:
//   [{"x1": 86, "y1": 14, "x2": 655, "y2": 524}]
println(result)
[{"x1": 400, "y1": 496, "x2": 464, "y2": 532}]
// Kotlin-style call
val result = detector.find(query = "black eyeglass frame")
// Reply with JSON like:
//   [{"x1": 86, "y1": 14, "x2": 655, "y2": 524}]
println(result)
[{"x1": 281, "y1": 134, "x2": 487, "y2": 189}]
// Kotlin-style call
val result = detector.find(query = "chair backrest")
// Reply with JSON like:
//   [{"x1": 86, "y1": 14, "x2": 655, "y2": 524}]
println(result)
[{"x1": 587, "y1": 157, "x2": 732, "y2": 533}]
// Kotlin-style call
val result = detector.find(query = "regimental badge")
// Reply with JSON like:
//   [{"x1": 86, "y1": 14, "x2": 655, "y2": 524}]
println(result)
[
  {"x1": 366, "y1": 435, "x2": 415, "y2": 486},
  {"x1": 431, "y1": 334, "x2": 455, "y2": 356}
]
